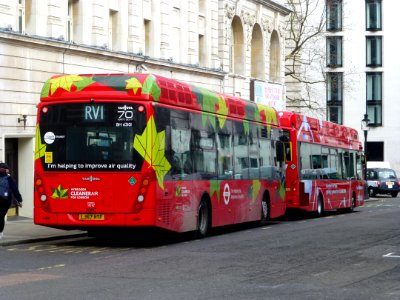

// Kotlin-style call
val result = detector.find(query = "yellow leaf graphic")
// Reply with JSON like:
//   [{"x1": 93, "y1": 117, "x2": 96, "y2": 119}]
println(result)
[
  {"x1": 35, "y1": 125, "x2": 47, "y2": 160},
  {"x1": 217, "y1": 96, "x2": 228, "y2": 129},
  {"x1": 133, "y1": 116, "x2": 171, "y2": 189},
  {"x1": 50, "y1": 75, "x2": 83, "y2": 95},
  {"x1": 125, "y1": 77, "x2": 142, "y2": 94}
]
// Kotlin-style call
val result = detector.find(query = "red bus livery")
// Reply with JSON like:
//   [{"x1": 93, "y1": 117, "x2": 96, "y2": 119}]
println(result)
[
  {"x1": 34, "y1": 73, "x2": 287, "y2": 236},
  {"x1": 278, "y1": 111, "x2": 365, "y2": 216}
]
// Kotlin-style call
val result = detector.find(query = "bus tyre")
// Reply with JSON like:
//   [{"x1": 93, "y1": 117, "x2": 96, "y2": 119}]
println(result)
[
  {"x1": 196, "y1": 199, "x2": 210, "y2": 238},
  {"x1": 260, "y1": 195, "x2": 270, "y2": 225},
  {"x1": 348, "y1": 194, "x2": 356, "y2": 212},
  {"x1": 316, "y1": 194, "x2": 324, "y2": 218},
  {"x1": 391, "y1": 192, "x2": 398, "y2": 198}
]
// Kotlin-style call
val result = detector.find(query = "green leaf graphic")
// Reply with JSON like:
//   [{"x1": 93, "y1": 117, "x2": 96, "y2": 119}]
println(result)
[
  {"x1": 251, "y1": 180, "x2": 261, "y2": 204},
  {"x1": 35, "y1": 125, "x2": 47, "y2": 160},
  {"x1": 40, "y1": 79, "x2": 51, "y2": 98},
  {"x1": 92, "y1": 75, "x2": 131, "y2": 91},
  {"x1": 74, "y1": 77, "x2": 95, "y2": 91},
  {"x1": 210, "y1": 180, "x2": 221, "y2": 203},
  {"x1": 142, "y1": 75, "x2": 161, "y2": 101},
  {"x1": 51, "y1": 185, "x2": 69, "y2": 199},
  {"x1": 133, "y1": 116, "x2": 171, "y2": 189}
]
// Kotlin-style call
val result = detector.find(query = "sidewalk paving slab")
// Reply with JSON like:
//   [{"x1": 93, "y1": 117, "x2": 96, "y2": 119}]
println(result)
[{"x1": 1, "y1": 216, "x2": 86, "y2": 247}]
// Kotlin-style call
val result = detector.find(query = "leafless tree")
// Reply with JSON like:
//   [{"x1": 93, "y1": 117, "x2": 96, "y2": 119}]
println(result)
[{"x1": 284, "y1": 0, "x2": 327, "y2": 115}]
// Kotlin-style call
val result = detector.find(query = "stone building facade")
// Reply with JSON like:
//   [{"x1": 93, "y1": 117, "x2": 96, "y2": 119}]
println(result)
[{"x1": 0, "y1": 0, "x2": 289, "y2": 217}]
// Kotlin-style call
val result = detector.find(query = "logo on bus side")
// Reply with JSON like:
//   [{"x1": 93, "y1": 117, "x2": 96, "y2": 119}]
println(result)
[
  {"x1": 223, "y1": 183, "x2": 231, "y2": 205},
  {"x1": 82, "y1": 176, "x2": 100, "y2": 182}
]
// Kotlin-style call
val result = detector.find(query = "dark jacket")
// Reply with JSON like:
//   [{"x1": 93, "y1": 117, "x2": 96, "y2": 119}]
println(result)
[{"x1": 0, "y1": 172, "x2": 23, "y2": 204}]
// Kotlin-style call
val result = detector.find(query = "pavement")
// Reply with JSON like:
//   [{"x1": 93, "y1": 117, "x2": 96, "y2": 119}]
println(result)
[
  {"x1": 0, "y1": 198, "x2": 376, "y2": 247},
  {"x1": 0, "y1": 216, "x2": 86, "y2": 247}
]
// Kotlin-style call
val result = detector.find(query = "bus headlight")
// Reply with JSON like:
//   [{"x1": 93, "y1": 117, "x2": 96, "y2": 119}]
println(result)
[{"x1": 137, "y1": 195, "x2": 144, "y2": 202}]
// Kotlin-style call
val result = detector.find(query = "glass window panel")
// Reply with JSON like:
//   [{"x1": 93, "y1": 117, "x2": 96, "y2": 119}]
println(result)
[
  {"x1": 326, "y1": 0, "x2": 342, "y2": 31},
  {"x1": 327, "y1": 37, "x2": 343, "y2": 67},
  {"x1": 259, "y1": 128, "x2": 273, "y2": 180},
  {"x1": 366, "y1": 36, "x2": 382, "y2": 66},
  {"x1": 366, "y1": 0, "x2": 382, "y2": 30},
  {"x1": 366, "y1": 72, "x2": 382, "y2": 101},
  {"x1": 327, "y1": 72, "x2": 343, "y2": 102},
  {"x1": 327, "y1": 105, "x2": 342, "y2": 124},
  {"x1": 367, "y1": 104, "x2": 382, "y2": 125}
]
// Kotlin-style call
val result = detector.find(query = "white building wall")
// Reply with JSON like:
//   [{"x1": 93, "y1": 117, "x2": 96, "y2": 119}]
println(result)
[
  {"x1": 0, "y1": 0, "x2": 289, "y2": 217},
  {"x1": 340, "y1": 2, "x2": 400, "y2": 174}
]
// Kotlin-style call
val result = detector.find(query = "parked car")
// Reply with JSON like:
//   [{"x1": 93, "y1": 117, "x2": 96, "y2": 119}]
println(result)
[{"x1": 366, "y1": 168, "x2": 400, "y2": 198}]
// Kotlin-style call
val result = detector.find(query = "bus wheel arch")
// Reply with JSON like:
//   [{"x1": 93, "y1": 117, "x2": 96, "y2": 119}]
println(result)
[
  {"x1": 260, "y1": 191, "x2": 271, "y2": 225},
  {"x1": 196, "y1": 193, "x2": 211, "y2": 238}
]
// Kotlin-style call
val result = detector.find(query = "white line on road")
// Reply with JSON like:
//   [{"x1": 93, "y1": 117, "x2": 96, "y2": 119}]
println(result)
[{"x1": 383, "y1": 252, "x2": 400, "y2": 258}]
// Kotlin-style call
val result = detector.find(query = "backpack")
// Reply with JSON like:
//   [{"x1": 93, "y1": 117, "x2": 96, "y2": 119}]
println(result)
[{"x1": 0, "y1": 176, "x2": 9, "y2": 199}]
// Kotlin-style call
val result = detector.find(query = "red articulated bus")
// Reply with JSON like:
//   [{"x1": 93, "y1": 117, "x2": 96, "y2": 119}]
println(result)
[
  {"x1": 278, "y1": 111, "x2": 365, "y2": 216},
  {"x1": 34, "y1": 73, "x2": 287, "y2": 236}
]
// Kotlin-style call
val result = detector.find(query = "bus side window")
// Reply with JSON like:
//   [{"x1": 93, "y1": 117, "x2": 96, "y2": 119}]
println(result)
[{"x1": 276, "y1": 141, "x2": 285, "y2": 163}]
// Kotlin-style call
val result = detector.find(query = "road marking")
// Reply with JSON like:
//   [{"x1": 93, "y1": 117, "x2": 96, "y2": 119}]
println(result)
[
  {"x1": 37, "y1": 264, "x2": 66, "y2": 271},
  {"x1": 383, "y1": 253, "x2": 400, "y2": 258},
  {"x1": 0, "y1": 272, "x2": 62, "y2": 288}
]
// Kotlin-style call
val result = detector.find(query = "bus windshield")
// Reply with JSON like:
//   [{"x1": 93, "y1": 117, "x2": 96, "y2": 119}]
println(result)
[{"x1": 38, "y1": 102, "x2": 147, "y2": 172}]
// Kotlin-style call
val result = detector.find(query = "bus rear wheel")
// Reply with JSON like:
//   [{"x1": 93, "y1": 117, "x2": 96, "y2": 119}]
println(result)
[
  {"x1": 196, "y1": 199, "x2": 210, "y2": 238},
  {"x1": 348, "y1": 194, "x2": 356, "y2": 212},
  {"x1": 315, "y1": 194, "x2": 324, "y2": 218},
  {"x1": 260, "y1": 195, "x2": 270, "y2": 225}
]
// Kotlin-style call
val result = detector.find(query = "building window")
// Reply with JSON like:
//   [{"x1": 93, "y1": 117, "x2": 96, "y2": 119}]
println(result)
[
  {"x1": 199, "y1": 34, "x2": 206, "y2": 66},
  {"x1": 327, "y1": 72, "x2": 343, "y2": 124},
  {"x1": 366, "y1": 72, "x2": 382, "y2": 126},
  {"x1": 231, "y1": 16, "x2": 245, "y2": 75},
  {"x1": 67, "y1": 0, "x2": 79, "y2": 42},
  {"x1": 366, "y1": 141, "x2": 384, "y2": 161},
  {"x1": 172, "y1": 6, "x2": 181, "y2": 62},
  {"x1": 144, "y1": 19, "x2": 152, "y2": 56},
  {"x1": 109, "y1": 10, "x2": 118, "y2": 50},
  {"x1": 366, "y1": 36, "x2": 382, "y2": 67},
  {"x1": 326, "y1": 0, "x2": 342, "y2": 31},
  {"x1": 18, "y1": 0, "x2": 25, "y2": 33},
  {"x1": 366, "y1": 0, "x2": 382, "y2": 31},
  {"x1": 326, "y1": 36, "x2": 343, "y2": 67}
]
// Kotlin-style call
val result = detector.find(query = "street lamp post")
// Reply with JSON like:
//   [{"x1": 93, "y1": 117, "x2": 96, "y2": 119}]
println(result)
[{"x1": 361, "y1": 113, "x2": 370, "y2": 179}]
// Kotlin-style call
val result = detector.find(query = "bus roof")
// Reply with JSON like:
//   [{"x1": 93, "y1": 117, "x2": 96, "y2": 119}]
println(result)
[
  {"x1": 278, "y1": 111, "x2": 362, "y2": 150},
  {"x1": 40, "y1": 73, "x2": 279, "y2": 126}
]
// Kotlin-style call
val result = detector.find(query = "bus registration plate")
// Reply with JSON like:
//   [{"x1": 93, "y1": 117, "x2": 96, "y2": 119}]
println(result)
[{"x1": 79, "y1": 214, "x2": 105, "y2": 221}]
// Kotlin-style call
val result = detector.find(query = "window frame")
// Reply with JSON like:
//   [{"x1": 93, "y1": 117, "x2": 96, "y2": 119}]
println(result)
[
  {"x1": 326, "y1": 0, "x2": 343, "y2": 31},
  {"x1": 366, "y1": 36, "x2": 382, "y2": 67},
  {"x1": 366, "y1": 0, "x2": 382, "y2": 31},
  {"x1": 326, "y1": 36, "x2": 343, "y2": 67},
  {"x1": 366, "y1": 72, "x2": 382, "y2": 126}
]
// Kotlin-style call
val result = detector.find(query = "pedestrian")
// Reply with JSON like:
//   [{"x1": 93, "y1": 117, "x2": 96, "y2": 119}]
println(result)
[{"x1": 0, "y1": 162, "x2": 23, "y2": 239}]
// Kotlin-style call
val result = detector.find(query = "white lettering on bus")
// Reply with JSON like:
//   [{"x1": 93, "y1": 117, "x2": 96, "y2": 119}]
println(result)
[{"x1": 85, "y1": 106, "x2": 104, "y2": 120}]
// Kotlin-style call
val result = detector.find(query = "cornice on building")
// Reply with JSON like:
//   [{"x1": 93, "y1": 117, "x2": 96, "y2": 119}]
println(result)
[
  {"x1": 0, "y1": 30, "x2": 227, "y2": 79},
  {"x1": 251, "y1": 0, "x2": 292, "y2": 15}
]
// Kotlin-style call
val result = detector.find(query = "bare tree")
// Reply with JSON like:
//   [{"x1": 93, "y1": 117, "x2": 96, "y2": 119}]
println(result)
[{"x1": 284, "y1": 0, "x2": 327, "y2": 115}]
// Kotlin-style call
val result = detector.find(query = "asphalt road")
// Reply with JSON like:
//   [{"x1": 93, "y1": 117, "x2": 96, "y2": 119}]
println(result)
[{"x1": 1, "y1": 197, "x2": 399, "y2": 300}]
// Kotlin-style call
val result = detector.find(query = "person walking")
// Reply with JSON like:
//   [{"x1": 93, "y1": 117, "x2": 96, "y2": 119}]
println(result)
[{"x1": 0, "y1": 162, "x2": 23, "y2": 239}]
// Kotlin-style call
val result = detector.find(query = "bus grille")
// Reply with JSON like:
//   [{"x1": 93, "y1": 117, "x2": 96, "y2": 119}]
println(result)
[{"x1": 157, "y1": 200, "x2": 171, "y2": 226}]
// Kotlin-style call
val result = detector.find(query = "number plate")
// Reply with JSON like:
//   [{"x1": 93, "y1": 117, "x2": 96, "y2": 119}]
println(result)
[
  {"x1": 79, "y1": 214, "x2": 105, "y2": 221},
  {"x1": 386, "y1": 182, "x2": 394, "y2": 188}
]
